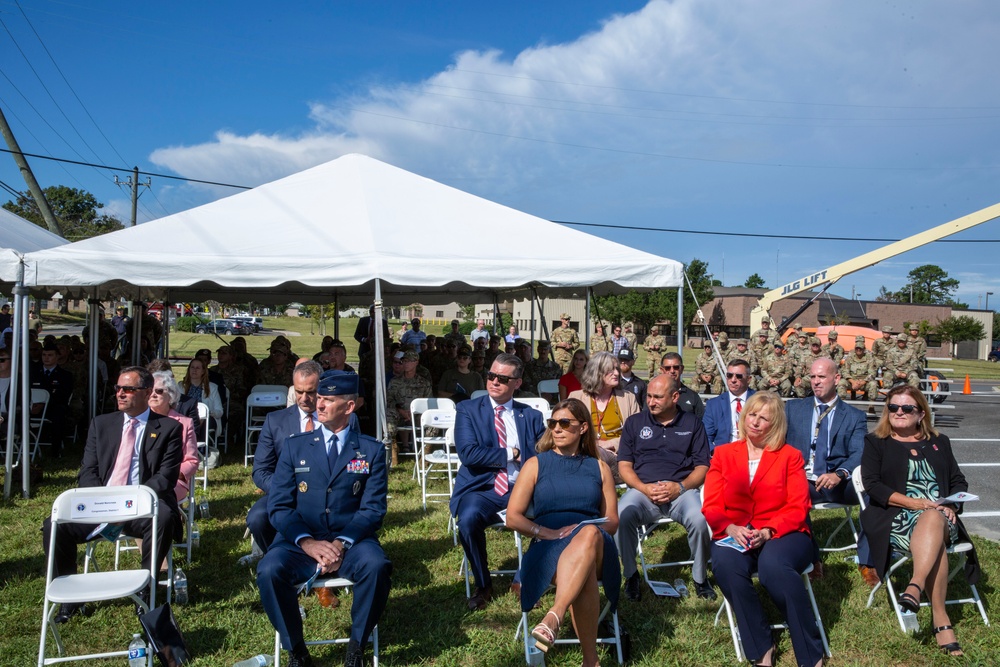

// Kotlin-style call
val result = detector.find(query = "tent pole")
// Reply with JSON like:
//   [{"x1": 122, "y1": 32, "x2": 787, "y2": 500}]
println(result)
[
  {"x1": 373, "y1": 280, "x2": 388, "y2": 461},
  {"x1": 162, "y1": 296, "x2": 171, "y2": 360},
  {"x1": 677, "y1": 285, "x2": 684, "y2": 353},
  {"x1": 528, "y1": 292, "x2": 535, "y2": 346},
  {"x1": 87, "y1": 292, "x2": 99, "y2": 424},
  {"x1": 533, "y1": 288, "x2": 550, "y2": 343},
  {"x1": 131, "y1": 293, "x2": 143, "y2": 366},
  {"x1": 585, "y1": 288, "x2": 592, "y2": 352},
  {"x1": 333, "y1": 292, "x2": 340, "y2": 340},
  {"x1": 4, "y1": 264, "x2": 25, "y2": 499},
  {"x1": 492, "y1": 293, "x2": 500, "y2": 335},
  {"x1": 19, "y1": 284, "x2": 31, "y2": 497}
]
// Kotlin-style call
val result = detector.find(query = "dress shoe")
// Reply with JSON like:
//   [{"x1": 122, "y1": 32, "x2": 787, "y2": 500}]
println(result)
[
  {"x1": 809, "y1": 560, "x2": 824, "y2": 581},
  {"x1": 624, "y1": 572, "x2": 642, "y2": 602},
  {"x1": 693, "y1": 579, "x2": 717, "y2": 601},
  {"x1": 468, "y1": 586, "x2": 493, "y2": 611},
  {"x1": 316, "y1": 587, "x2": 340, "y2": 608},
  {"x1": 858, "y1": 565, "x2": 880, "y2": 588},
  {"x1": 287, "y1": 650, "x2": 314, "y2": 667},
  {"x1": 344, "y1": 640, "x2": 364, "y2": 667},
  {"x1": 135, "y1": 589, "x2": 150, "y2": 617},
  {"x1": 510, "y1": 581, "x2": 521, "y2": 602},
  {"x1": 53, "y1": 602, "x2": 89, "y2": 624}
]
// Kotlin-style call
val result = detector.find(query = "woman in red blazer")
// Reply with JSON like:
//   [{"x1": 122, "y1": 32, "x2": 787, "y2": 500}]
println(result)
[{"x1": 703, "y1": 392, "x2": 823, "y2": 667}]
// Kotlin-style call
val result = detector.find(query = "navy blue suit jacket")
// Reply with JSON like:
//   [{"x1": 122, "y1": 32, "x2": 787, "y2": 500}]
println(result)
[
  {"x1": 784, "y1": 397, "x2": 867, "y2": 475},
  {"x1": 268, "y1": 425, "x2": 387, "y2": 547},
  {"x1": 253, "y1": 405, "x2": 309, "y2": 493},
  {"x1": 449, "y1": 395, "x2": 546, "y2": 515},
  {"x1": 703, "y1": 389, "x2": 755, "y2": 451}
]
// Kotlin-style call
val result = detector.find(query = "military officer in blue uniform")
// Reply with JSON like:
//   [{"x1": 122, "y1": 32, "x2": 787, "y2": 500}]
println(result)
[{"x1": 257, "y1": 370, "x2": 391, "y2": 667}]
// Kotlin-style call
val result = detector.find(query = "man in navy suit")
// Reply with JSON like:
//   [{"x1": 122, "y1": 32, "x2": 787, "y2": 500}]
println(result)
[
  {"x1": 703, "y1": 359, "x2": 755, "y2": 451},
  {"x1": 785, "y1": 357, "x2": 874, "y2": 583},
  {"x1": 41, "y1": 366, "x2": 183, "y2": 622},
  {"x1": 247, "y1": 361, "x2": 322, "y2": 555},
  {"x1": 450, "y1": 352, "x2": 546, "y2": 611},
  {"x1": 257, "y1": 370, "x2": 391, "y2": 667},
  {"x1": 32, "y1": 341, "x2": 75, "y2": 451}
]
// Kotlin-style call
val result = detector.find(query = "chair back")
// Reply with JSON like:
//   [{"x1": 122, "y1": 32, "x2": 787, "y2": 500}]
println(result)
[
  {"x1": 410, "y1": 397, "x2": 456, "y2": 417},
  {"x1": 248, "y1": 391, "x2": 286, "y2": 408},
  {"x1": 517, "y1": 397, "x2": 551, "y2": 418},
  {"x1": 536, "y1": 379, "x2": 560, "y2": 397},
  {"x1": 250, "y1": 384, "x2": 289, "y2": 395},
  {"x1": 470, "y1": 389, "x2": 488, "y2": 399},
  {"x1": 420, "y1": 408, "x2": 457, "y2": 434},
  {"x1": 852, "y1": 466, "x2": 867, "y2": 510},
  {"x1": 197, "y1": 402, "x2": 211, "y2": 446}
]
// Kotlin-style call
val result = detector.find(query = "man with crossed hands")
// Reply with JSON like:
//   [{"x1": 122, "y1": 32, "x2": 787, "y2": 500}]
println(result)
[{"x1": 257, "y1": 370, "x2": 391, "y2": 667}]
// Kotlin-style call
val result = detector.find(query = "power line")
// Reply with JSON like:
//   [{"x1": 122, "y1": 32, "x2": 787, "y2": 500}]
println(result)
[
  {"x1": 0, "y1": 92, "x2": 91, "y2": 190},
  {"x1": 0, "y1": 148, "x2": 252, "y2": 189},
  {"x1": 554, "y1": 220, "x2": 1000, "y2": 243}
]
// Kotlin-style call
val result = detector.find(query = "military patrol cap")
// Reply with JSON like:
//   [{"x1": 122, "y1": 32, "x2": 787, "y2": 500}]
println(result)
[
  {"x1": 515, "y1": 338, "x2": 530, "y2": 349},
  {"x1": 618, "y1": 348, "x2": 635, "y2": 361},
  {"x1": 472, "y1": 350, "x2": 485, "y2": 359},
  {"x1": 736, "y1": 339, "x2": 748, "y2": 346},
  {"x1": 718, "y1": 332, "x2": 729, "y2": 343},
  {"x1": 560, "y1": 313, "x2": 571, "y2": 320},
  {"x1": 809, "y1": 336, "x2": 822, "y2": 346},
  {"x1": 317, "y1": 369, "x2": 359, "y2": 396},
  {"x1": 457, "y1": 345, "x2": 472, "y2": 357},
  {"x1": 451, "y1": 319, "x2": 460, "y2": 325},
  {"x1": 216, "y1": 345, "x2": 232, "y2": 354},
  {"x1": 792, "y1": 322, "x2": 803, "y2": 330},
  {"x1": 269, "y1": 344, "x2": 288, "y2": 354},
  {"x1": 537, "y1": 340, "x2": 551, "y2": 350},
  {"x1": 798, "y1": 332, "x2": 808, "y2": 340},
  {"x1": 896, "y1": 333, "x2": 908, "y2": 341},
  {"x1": 773, "y1": 342, "x2": 785, "y2": 349},
  {"x1": 401, "y1": 350, "x2": 420, "y2": 361},
  {"x1": 651, "y1": 325, "x2": 659, "y2": 333},
  {"x1": 909, "y1": 324, "x2": 919, "y2": 331},
  {"x1": 329, "y1": 338, "x2": 346, "y2": 350},
  {"x1": 881, "y1": 325, "x2": 893, "y2": 332},
  {"x1": 758, "y1": 331, "x2": 768, "y2": 338},
  {"x1": 855, "y1": 335, "x2": 867, "y2": 347},
  {"x1": 827, "y1": 330, "x2": 838, "y2": 339}
]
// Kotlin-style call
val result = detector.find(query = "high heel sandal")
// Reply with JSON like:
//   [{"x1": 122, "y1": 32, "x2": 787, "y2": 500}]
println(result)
[
  {"x1": 899, "y1": 582, "x2": 923, "y2": 613},
  {"x1": 531, "y1": 610, "x2": 561, "y2": 653},
  {"x1": 933, "y1": 625, "x2": 964, "y2": 657},
  {"x1": 751, "y1": 642, "x2": 777, "y2": 667}
]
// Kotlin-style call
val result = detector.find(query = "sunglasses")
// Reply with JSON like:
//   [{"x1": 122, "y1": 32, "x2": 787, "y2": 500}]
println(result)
[
  {"x1": 114, "y1": 384, "x2": 147, "y2": 394},
  {"x1": 546, "y1": 418, "x2": 582, "y2": 429},
  {"x1": 151, "y1": 387, "x2": 166, "y2": 395},
  {"x1": 726, "y1": 373, "x2": 745, "y2": 379},
  {"x1": 487, "y1": 371, "x2": 519, "y2": 384},
  {"x1": 660, "y1": 364, "x2": 681, "y2": 371},
  {"x1": 887, "y1": 403, "x2": 919, "y2": 414}
]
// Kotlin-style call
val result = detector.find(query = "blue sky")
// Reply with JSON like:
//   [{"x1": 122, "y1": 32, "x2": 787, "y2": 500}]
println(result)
[{"x1": 2, "y1": 0, "x2": 1000, "y2": 309}]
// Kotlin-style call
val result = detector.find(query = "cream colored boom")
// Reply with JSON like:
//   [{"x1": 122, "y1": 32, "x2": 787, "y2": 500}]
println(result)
[{"x1": 750, "y1": 201, "x2": 1000, "y2": 328}]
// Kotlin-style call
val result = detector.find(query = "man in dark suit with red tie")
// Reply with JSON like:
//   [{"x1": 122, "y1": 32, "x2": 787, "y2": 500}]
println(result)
[
  {"x1": 450, "y1": 353, "x2": 546, "y2": 611},
  {"x1": 41, "y1": 366, "x2": 184, "y2": 622}
]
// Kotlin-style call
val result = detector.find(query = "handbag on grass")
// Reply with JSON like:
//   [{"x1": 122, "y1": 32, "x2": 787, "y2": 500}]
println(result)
[{"x1": 139, "y1": 603, "x2": 191, "y2": 667}]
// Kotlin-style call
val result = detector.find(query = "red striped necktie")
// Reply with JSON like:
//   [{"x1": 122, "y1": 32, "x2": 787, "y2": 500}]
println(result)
[{"x1": 494, "y1": 405, "x2": 508, "y2": 495}]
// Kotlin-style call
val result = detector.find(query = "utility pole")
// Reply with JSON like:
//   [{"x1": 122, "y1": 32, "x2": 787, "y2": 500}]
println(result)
[
  {"x1": 114, "y1": 167, "x2": 150, "y2": 226},
  {"x1": 0, "y1": 104, "x2": 63, "y2": 236}
]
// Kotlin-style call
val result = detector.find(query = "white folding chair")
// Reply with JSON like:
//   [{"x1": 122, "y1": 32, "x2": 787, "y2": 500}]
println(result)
[
  {"x1": 851, "y1": 467, "x2": 989, "y2": 632},
  {"x1": 39, "y1": 486, "x2": 159, "y2": 667},
  {"x1": 459, "y1": 516, "x2": 525, "y2": 599},
  {"x1": 636, "y1": 516, "x2": 696, "y2": 591},
  {"x1": 714, "y1": 562, "x2": 831, "y2": 663},
  {"x1": 408, "y1": 397, "x2": 455, "y2": 480},
  {"x1": 517, "y1": 397, "x2": 551, "y2": 420},
  {"x1": 273, "y1": 576, "x2": 379, "y2": 667},
  {"x1": 245, "y1": 388, "x2": 287, "y2": 467},
  {"x1": 812, "y1": 501, "x2": 859, "y2": 553},
  {"x1": 28, "y1": 388, "x2": 51, "y2": 461},
  {"x1": 536, "y1": 378, "x2": 560, "y2": 403},
  {"x1": 196, "y1": 402, "x2": 211, "y2": 491},
  {"x1": 517, "y1": 583, "x2": 624, "y2": 665},
  {"x1": 470, "y1": 389, "x2": 488, "y2": 399},
  {"x1": 419, "y1": 411, "x2": 459, "y2": 510}
]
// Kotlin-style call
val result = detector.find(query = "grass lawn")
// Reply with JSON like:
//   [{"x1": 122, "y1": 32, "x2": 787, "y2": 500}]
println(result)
[{"x1": 3, "y1": 440, "x2": 998, "y2": 666}]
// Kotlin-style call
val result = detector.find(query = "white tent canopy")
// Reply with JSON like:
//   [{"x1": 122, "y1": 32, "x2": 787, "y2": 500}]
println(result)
[
  {"x1": 0, "y1": 207, "x2": 67, "y2": 284},
  {"x1": 22, "y1": 154, "x2": 682, "y2": 302}
]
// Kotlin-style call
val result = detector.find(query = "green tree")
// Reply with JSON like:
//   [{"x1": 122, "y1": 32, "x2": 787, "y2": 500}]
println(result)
[
  {"x1": 934, "y1": 316, "x2": 986, "y2": 345},
  {"x1": 879, "y1": 264, "x2": 966, "y2": 307},
  {"x1": 3, "y1": 185, "x2": 125, "y2": 241},
  {"x1": 744, "y1": 273, "x2": 766, "y2": 289}
]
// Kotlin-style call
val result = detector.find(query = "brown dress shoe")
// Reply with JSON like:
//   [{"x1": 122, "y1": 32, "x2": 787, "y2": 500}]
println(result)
[
  {"x1": 316, "y1": 587, "x2": 340, "y2": 608},
  {"x1": 468, "y1": 586, "x2": 493, "y2": 611},
  {"x1": 809, "y1": 560, "x2": 824, "y2": 581},
  {"x1": 858, "y1": 565, "x2": 880, "y2": 588}
]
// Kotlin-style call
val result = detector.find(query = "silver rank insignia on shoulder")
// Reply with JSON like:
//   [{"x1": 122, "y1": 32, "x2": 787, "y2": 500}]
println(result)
[{"x1": 298, "y1": 481, "x2": 308, "y2": 493}]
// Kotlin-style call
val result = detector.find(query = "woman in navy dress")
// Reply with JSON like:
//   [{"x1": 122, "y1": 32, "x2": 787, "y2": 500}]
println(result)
[{"x1": 506, "y1": 398, "x2": 619, "y2": 666}]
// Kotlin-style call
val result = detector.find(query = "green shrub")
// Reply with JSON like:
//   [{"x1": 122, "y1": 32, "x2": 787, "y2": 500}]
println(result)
[{"x1": 175, "y1": 316, "x2": 199, "y2": 333}]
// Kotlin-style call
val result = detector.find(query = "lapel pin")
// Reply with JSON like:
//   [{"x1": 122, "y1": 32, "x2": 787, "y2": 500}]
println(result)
[
  {"x1": 300, "y1": 459, "x2": 306, "y2": 465},
  {"x1": 355, "y1": 452, "x2": 366, "y2": 459},
  {"x1": 149, "y1": 433, "x2": 157, "y2": 439}
]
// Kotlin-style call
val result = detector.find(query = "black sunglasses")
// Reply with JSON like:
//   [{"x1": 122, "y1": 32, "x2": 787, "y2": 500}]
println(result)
[
  {"x1": 114, "y1": 384, "x2": 147, "y2": 394},
  {"x1": 726, "y1": 372, "x2": 745, "y2": 379},
  {"x1": 546, "y1": 418, "x2": 582, "y2": 430},
  {"x1": 887, "y1": 403, "x2": 919, "y2": 414},
  {"x1": 660, "y1": 364, "x2": 681, "y2": 371},
  {"x1": 487, "y1": 371, "x2": 519, "y2": 385}
]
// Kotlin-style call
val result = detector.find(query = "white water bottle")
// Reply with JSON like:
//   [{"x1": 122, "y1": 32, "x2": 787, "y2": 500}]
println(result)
[
  {"x1": 673, "y1": 578, "x2": 689, "y2": 598},
  {"x1": 198, "y1": 497, "x2": 210, "y2": 518},
  {"x1": 128, "y1": 633, "x2": 148, "y2": 666},
  {"x1": 173, "y1": 567, "x2": 189, "y2": 604},
  {"x1": 191, "y1": 524, "x2": 201, "y2": 548},
  {"x1": 233, "y1": 655, "x2": 274, "y2": 667}
]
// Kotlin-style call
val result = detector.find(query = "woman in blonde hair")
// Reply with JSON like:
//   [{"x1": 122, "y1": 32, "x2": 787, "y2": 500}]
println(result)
[
  {"x1": 861, "y1": 385, "x2": 978, "y2": 657},
  {"x1": 182, "y1": 357, "x2": 223, "y2": 421},
  {"x1": 702, "y1": 391, "x2": 821, "y2": 667}
]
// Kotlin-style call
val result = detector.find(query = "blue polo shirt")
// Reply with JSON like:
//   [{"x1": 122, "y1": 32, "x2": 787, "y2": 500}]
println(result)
[{"x1": 618, "y1": 409, "x2": 710, "y2": 485}]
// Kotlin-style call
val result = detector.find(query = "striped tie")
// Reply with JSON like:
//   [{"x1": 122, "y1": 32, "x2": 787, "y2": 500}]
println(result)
[{"x1": 494, "y1": 405, "x2": 508, "y2": 495}]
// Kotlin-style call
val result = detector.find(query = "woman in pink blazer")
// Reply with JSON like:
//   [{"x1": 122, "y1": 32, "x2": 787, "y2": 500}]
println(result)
[{"x1": 150, "y1": 371, "x2": 199, "y2": 502}]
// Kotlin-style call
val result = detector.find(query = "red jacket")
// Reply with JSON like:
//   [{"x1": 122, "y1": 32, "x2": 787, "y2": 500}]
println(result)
[{"x1": 702, "y1": 440, "x2": 811, "y2": 540}]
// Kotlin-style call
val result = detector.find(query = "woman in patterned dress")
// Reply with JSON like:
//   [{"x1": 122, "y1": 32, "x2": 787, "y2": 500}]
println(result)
[{"x1": 860, "y1": 385, "x2": 979, "y2": 657}]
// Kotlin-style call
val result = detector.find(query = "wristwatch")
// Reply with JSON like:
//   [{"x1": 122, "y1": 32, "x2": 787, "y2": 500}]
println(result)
[
  {"x1": 677, "y1": 481, "x2": 686, "y2": 493},
  {"x1": 836, "y1": 469, "x2": 849, "y2": 481}
]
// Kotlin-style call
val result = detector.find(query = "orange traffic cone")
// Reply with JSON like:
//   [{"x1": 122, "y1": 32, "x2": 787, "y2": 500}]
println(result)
[{"x1": 963, "y1": 375, "x2": 972, "y2": 395}]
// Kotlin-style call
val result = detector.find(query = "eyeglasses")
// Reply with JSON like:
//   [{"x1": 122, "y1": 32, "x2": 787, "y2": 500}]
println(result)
[
  {"x1": 151, "y1": 388, "x2": 166, "y2": 395},
  {"x1": 546, "y1": 418, "x2": 582, "y2": 429},
  {"x1": 726, "y1": 373, "x2": 745, "y2": 379},
  {"x1": 887, "y1": 403, "x2": 919, "y2": 414},
  {"x1": 660, "y1": 364, "x2": 681, "y2": 371},
  {"x1": 487, "y1": 371, "x2": 519, "y2": 384},
  {"x1": 114, "y1": 384, "x2": 146, "y2": 394}
]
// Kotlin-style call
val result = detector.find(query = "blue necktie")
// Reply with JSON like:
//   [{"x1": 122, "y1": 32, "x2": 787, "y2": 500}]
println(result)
[
  {"x1": 328, "y1": 433, "x2": 339, "y2": 470},
  {"x1": 814, "y1": 404, "x2": 831, "y2": 474}
]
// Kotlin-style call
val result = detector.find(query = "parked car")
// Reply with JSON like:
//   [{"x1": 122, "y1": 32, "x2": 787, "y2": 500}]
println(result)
[
  {"x1": 230, "y1": 316, "x2": 261, "y2": 333},
  {"x1": 194, "y1": 319, "x2": 250, "y2": 335},
  {"x1": 989, "y1": 347, "x2": 1000, "y2": 362}
]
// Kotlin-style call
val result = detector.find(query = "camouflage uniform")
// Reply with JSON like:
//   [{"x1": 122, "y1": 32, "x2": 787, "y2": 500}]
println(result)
[
  {"x1": 822, "y1": 336, "x2": 846, "y2": 367},
  {"x1": 551, "y1": 319, "x2": 580, "y2": 373},
  {"x1": 758, "y1": 349, "x2": 792, "y2": 397},
  {"x1": 787, "y1": 335, "x2": 810, "y2": 372},
  {"x1": 212, "y1": 361, "x2": 251, "y2": 447},
  {"x1": 884, "y1": 336, "x2": 921, "y2": 388},
  {"x1": 750, "y1": 335, "x2": 774, "y2": 370},
  {"x1": 443, "y1": 330, "x2": 467, "y2": 348},
  {"x1": 429, "y1": 354, "x2": 456, "y2": 387},
  {"x1": 590, "y1": 334, "x2": 611, "y2": 354},
  {"x1": 693, "y1": 347, "x2": 719, "y2": 394},
  {"x1": 623, "y1": 326, "x2": 637, "y2": 353},
  {"x1": 871, "y1": 330, "x2": 894, "y2": 372},
  {"x1": 643, "y1": 329, "x2": 667, "y2": 378},
  {"x1": 750, "y1": 323, "x2": 779, "y2": 346},
  {"x1": 385, "y1": 374, "x2": 433, "y2": 439},
  {"x1": 715, "y1": 332, "x2": 732, "y2": 366},
  {"x1": 528, "y1": 357, "x2": 562, "y2": 394},
  {"x1": 256, "y1": 358, "x2": 294, "y2": 387},
  {"x1": 907, "y1": 330, "x2": 927, "y2": 365},
  {"x1": 838, "y1": 341, "x2": 878, "y2": 401},
  {"x1": 793, "y1": 342, "x2": 824, "y2": 398}
]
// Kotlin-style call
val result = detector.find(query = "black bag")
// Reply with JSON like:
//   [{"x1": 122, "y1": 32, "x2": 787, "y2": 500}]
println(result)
[{"x1": 139, "y1": 603, "x2": 191, "y2": 667}]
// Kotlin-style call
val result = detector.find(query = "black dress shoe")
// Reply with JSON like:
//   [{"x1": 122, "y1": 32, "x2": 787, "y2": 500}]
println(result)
[
  {"x1": 694, "y1": 579, "x2": 717, "y2": 601},
  {"x1": 53, "y1": 602, "x2": 88, "y2": 624},
  {"x1": 468, "y1": 586, "x2": 493, "y2": 611},
  {"x1": 624, "y1": 572, "x2": 642, "y2": 602},
  {"x1": 287, "y1": 649, "x2": 314, "y2": 667},
  {"x1": 135, "y1": 589, "x2": 150, "y2": 617},
  {"x1": 344, "y1": 639, "x2": 364, "y2": 667}
]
